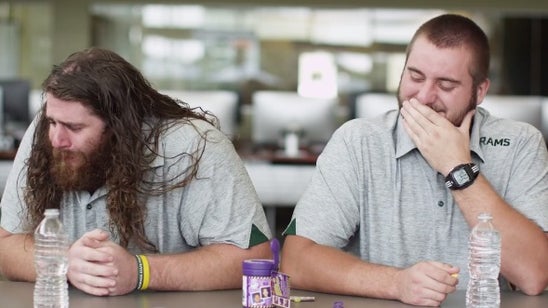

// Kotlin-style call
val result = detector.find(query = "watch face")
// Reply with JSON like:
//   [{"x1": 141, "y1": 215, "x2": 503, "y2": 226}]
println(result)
[{"x1": 453, "y1": 168, "x2": 470, "y2": 185}]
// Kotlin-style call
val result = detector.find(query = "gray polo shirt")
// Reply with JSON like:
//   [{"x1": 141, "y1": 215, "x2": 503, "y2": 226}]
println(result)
[
  {"x1": 1, "y1": 119, "x2": 271, "y2": 253},
  {"x1": 286, "y1": 107, "x2": 548, "y2": 289}
]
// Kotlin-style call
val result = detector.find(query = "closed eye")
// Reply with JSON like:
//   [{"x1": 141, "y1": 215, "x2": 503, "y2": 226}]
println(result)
[
  {"x1": 438, "y1": 79, "x2": 460, "y2": 92},
  {"x1": 407, "y1": 67, "x2": 426, "y2": 83}
]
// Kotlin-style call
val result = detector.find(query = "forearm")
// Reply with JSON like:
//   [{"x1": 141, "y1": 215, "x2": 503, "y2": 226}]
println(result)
[
  {"x1": 0, "y1": 230, "x2": 36, "y2": 281},
  {"x1": 281, "y1": 235, "x2": 400, "y2": 300},
  {"x1": 146, "y1": 241, "x2": 271, "y2": 291},
  {"x1": 453, "y1": 175, "x2": 548, "y2": 294}
]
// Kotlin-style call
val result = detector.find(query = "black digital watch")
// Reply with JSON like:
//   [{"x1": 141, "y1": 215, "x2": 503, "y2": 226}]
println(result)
[{"x1": 445, "y1": 163, "x2": 480, "y2": 190}]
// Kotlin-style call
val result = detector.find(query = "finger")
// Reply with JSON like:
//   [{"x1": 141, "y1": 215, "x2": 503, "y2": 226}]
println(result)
[
  {"x1": 74, "y1": 284, "x2": 111, "y2": 297},
  {"x1": 401, "y1": 100, "x2": 424, "y2": 128},
  {"x1": 458, "y1": 109, "x2": 475, "y2": 134},
  {"x1": 404, "y1": 99, "x2": 434, "y2": 128},
  {"x1": 81, "y1": 229, "x2": 110, "y2": 247},
  {"x1": 430, "y1": 261, "x2": 460, "y2": 278},
  {"x1": 68, "y1": 263, "x2": 117, "y2": 286},
  {"x1": 71, "y1": 246, "x2": 114, "y2": 264},
  {"x1": 70, "y1": 275, "x2": 114, "y2": 297},
  {"x1": 80, "y1": 236, "x2": 105, "y2": 249},
  {"x1": 401, "y1": 99, "x2": 442, "y2": 138},
  {"x1": 430, "y1": 261, "x2": 455, "y2": 271},
  {"x1": 425, "y1": 263, "x2": 459, "y2": 290},
  {"x1": 402, "y1": 277, "x2": 446, "y2": 307},
  {"x1": 415, "y1": 287, "x2": 448, "y2": 306},
  {"x1": 408, "y1": 98, "x2": 456, "y2": 130},
  {"x1": 76, "y1": 261, "x2": 118, "y2": 278},
  {"x1": 401, "y1": 101, "x2": 425, "y2": 140},
  {"x1": 412, "y1": 293, "x2": 446, "y2": 307}
]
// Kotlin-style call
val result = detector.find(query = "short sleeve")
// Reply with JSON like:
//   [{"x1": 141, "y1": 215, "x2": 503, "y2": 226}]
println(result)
[
  {"x1": 173, "y1": 123, "x2": 272, "y2": 248},
  {"x1": 0, "y1": 120, "x2": 37, "y2": 233},
  {"x1": 288, "y1": 121, "x2": 362, "y2": 248}
]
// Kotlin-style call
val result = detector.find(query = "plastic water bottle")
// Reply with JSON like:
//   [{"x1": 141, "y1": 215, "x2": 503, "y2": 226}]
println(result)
[
  {"x1": 34, "y1": 208, "x2": 69, "y2": 308},
  {"x1": 466, "y1": 212, "x2": 501, "y2": 308}
]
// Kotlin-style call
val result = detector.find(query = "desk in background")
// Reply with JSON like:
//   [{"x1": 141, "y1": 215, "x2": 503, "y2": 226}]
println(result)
[
  {"x1": 244, "y1": 160, "x2": 315, "y2": 235},
  {"x1": 1, "y1": 281, "x2": 546, "y2": 308}
]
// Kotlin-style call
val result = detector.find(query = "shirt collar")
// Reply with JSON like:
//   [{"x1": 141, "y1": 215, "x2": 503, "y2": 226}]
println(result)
[{"x1": 394, "y1": 108, "x2": 486, "y2": 162}]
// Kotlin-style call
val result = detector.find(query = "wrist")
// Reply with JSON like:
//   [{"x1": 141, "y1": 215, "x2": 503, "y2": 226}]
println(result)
[
  {"x1": 387, "y1": 267, "x2": 405, "y2": 301},
  {"x1": 445, "y1": 163, "x2": 479, "y2": 190},
  {"x1": 135, "y1": 254, "x2": 150, "y2": 291}
]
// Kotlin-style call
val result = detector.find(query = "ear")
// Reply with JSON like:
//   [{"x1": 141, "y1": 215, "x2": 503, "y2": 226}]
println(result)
[{"x1": 475, "y1": 78, "x2": 490, "y2": 106}]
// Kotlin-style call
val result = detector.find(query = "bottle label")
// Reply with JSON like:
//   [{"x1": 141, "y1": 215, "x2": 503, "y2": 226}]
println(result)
[{"x1": 242, "y1": 275, "x2": 272, "y2": 308}]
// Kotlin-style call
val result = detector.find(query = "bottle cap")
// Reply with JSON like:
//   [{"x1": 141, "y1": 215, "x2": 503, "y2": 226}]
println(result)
[
  {"x1": 242, "y1": 259, "x2": 275, "y2": 276},
  {"x1": 44, "y1": 208, "x2": 60, "y2": 215}
]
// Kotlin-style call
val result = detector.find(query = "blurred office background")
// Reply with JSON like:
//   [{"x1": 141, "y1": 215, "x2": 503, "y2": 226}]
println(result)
[
  {"x1": 1, "y1": 1, "x2": 548, "y2": 136},
  {"x1": 1, "y1": 0, "x2": 547, "y2": 236}
]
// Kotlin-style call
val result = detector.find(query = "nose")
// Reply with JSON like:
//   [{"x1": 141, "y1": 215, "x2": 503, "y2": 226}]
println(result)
[
  {"x1": 415, "y1": 81, "x2": 437, "y2": 105},
  {"x1": 49, "y1": 125, "x2": 71, "y2": 149}
]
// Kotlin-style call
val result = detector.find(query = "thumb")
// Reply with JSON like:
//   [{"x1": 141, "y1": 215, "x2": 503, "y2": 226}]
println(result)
[
  {"x1": 89, "y1": 228, "x2": 110, "y2": 241},
  {"x1": 81, "y1": 229, "x2": 110, "y2": 247}
]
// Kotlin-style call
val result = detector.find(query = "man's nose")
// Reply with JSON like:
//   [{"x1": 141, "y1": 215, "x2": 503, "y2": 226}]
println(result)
[
  {"x1": 415, "y1": 81, "x2": 437, "y2": 105},
  {"x1": 49, "y1": 126, "x2": 71, "y2": 149}
]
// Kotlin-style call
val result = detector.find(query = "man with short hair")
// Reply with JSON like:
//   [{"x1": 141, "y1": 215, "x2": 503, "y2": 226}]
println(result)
[{"x1": 282, "y1": 14, "x2": 548, "y2": 306}]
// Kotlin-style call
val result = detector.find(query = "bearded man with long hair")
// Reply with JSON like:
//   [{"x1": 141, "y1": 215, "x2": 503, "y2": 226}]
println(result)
[{"x1": 0, "y1": 47, "x2": 272, "y2": 296}]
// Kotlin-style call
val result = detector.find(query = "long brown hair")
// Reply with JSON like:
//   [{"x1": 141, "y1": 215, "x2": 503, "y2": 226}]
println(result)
[{"x1": 24, "y1": 47, "x2": 217, "y2": 252}]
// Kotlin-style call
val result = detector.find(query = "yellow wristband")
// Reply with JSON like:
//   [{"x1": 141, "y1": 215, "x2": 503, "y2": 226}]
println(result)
[{"x1": 139, "y1": 255, "x2": 150, "y2": 290}]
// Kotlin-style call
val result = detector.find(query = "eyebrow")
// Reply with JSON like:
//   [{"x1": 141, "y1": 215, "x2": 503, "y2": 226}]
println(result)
[
  {"x1": 45, "y1": 116, "x2": 85, "y2": 128},
  {"x1": 407, "y1": 66, "x2": 462, "y2": 85}
]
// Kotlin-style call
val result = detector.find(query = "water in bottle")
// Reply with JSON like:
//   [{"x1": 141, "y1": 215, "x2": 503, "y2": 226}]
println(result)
[
  {"x1": 466, "y1": 212, "x2": 501, "y2": 308},
  {"x1": 34, "y1": 208, "x2": 69, "y2": 308}
]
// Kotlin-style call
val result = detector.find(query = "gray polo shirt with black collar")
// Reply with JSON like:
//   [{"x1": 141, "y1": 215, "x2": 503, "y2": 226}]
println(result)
[{"x1": 286, "y1": 106, "x2": 548, "y2": 290}]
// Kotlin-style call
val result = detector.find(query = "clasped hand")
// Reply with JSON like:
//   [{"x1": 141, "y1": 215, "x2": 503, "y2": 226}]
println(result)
[{"x1": 67, "y1": 229, "x2": 137, "y2": 296}]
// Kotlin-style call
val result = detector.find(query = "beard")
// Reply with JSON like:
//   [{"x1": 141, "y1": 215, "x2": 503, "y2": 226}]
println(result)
[
  {"x1": 48, "y1": 135, "x2": 112, "y2": 192},
  {"x1": 451, "y1": 91, "x2": 477, "y2": 126}
]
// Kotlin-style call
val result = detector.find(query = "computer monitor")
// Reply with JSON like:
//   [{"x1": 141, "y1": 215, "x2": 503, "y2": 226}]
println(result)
[
  {"x1": 159, "y1": 90, "x2": 239, "y2": 138},
  {"x1": 480, "y1": 95, "x2": 543, "y2": 131},
  {"x1": 251, "y1": 91, "x2": 338, "y2": 148},
  {"x1": 0, "y1": 79, "x2": 31, "y2": 134},
  {"x1": 353, "y1": 92, "x2": 398, "y2": 119}
]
